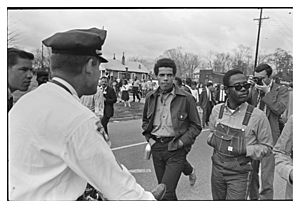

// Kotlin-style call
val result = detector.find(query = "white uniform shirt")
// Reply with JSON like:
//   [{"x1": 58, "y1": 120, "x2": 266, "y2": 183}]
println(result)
[{"x1": 9, "y1": 77, "x2": 154, "y2": 200}]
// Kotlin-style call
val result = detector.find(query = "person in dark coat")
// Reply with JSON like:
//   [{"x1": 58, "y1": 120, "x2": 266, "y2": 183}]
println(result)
[
  {"x1": 100, "y1": 76, "x2": 117, "y2": 134},
  {"x1": 199, "y1": 82, "x2": 216, "y2": 127}
]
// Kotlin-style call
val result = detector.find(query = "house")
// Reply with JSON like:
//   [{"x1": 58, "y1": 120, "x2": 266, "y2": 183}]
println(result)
[
  {"x1": 194, "y1": 67, "x2": 224, "y2": 85},
  {"x1": 100, "y1": 53, "x2": 150, "y2": 82}
]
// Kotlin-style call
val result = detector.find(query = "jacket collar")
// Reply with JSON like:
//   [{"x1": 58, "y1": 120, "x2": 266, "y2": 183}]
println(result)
[{"x1": 149, "y1": 84, "x2": 187, "y2": 98}]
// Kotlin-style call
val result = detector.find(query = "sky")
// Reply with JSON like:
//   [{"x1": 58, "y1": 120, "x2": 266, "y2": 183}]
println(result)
[{"x1": 7, "y1": 8, "x2": 293, "y2": 62}]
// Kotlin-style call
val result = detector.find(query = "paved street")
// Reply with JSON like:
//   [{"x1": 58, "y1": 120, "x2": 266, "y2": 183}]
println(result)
[{"x1": 109, "y1": 119, "x2": 287, "y2": 200}]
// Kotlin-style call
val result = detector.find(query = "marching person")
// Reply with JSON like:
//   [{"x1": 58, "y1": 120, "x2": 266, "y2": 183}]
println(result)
[
  {"x1": 132, "y1": 76, "x2": 141, "y2": 102},
  {"x1": 208, "y1": 69, "x2": 273, "y2": 200},
  {"x1": 247, "y1": 63, "x2": 289, "y2": 200},
  {"x1": 9, "y1": 27, "x2": 165, "y2": 200},
  {"x1": 142, "y1": 58, "x2": 202, "y2": 200},
  {"x1": 120, "y1": 79, "x2": 131, "y2": 107},
  {"x1": 36, "y1": 70, "x2": 49, "y2": 86},
  {"x1": 99, "y1": 76, "x2": 117, "y2": 134},
  {"x1": 173, "y1": 76, "x2": 197, "y2": 186},
  {"x1": 215, "y1": 84, "x2": 227, "y2": 104},
  {"x1": 199, "y1": 82, "x2": 215, "y2": 128},
  {"x1": 7, "y1": 48, "x2": 34, "y2": 111}
]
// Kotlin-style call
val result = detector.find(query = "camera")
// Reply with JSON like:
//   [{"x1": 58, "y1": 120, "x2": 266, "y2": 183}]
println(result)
[{"x1": 252, "y1": 77, "x2": 264, "y2": 86}]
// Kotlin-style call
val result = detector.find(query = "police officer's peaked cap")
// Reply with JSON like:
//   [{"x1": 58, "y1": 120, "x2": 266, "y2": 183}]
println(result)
[{"x1": 42, "y1": 27, "x2": 108, "y2": 63}]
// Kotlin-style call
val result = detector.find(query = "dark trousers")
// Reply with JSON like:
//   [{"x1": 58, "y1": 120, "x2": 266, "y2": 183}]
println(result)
[
  {"x1": 211, "y1": 152, "x2": 252, "y2": 200},
  {"x1": 248, "y1": 153, "x2": 275, "y2": 200},
  {"x1": 132, "y1": 86, "x2": 140, "y2": 102},
  {"x1": 202, "y1": 102, "x2": 213, "y2": 126},
  {"x1": 101, "y1": 115, "x2": 110, "y2": 134},
  {"x1": 151, "y1": 142, "x2": 186, "y2": 200}
]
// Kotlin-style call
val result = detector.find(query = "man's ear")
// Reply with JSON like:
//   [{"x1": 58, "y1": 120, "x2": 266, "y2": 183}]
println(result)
[
  {"x1": 84, "y1": 58, "x2": 94, "y2": 75},
  {"x1": 224, "y1": 86, "x2": 229, "y2": 94}
]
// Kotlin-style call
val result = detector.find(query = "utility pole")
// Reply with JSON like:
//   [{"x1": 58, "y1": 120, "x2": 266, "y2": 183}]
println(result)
[{"x1": 253, "y1": 8, "x2": 269, "y2": 69}]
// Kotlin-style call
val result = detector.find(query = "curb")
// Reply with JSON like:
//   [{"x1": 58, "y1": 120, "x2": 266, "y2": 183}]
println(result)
[{"x1": 111, "y1": 115, "x2": 142, "y2": 122}]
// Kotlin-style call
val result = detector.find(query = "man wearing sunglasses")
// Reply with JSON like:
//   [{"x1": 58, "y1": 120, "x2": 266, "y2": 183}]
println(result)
[
  {"x1": 247, "y1": 63, "x2": 289, "y2": 200},
  {"x1": 208, "y1": 69, "x2": 273, "y2": 200}
]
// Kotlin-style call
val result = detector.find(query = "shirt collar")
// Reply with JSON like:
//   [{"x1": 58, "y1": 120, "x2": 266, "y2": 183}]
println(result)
[
  {"x1": 52, "y1": 77, "x2": 79, "y2": 100},
  {"x1": 267, "y1": 80, "x2": 273, "y2": 88},
  {"x1": 224, "y1": 101, "x2": 248, "y2": 114}
]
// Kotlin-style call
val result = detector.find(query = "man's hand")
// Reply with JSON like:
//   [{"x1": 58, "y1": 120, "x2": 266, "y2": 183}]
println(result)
[
  {"x1": 178, "y1": 139, "x2": 184, "y2": 148},
  {"x1": 254, "y1": 81, "x2": 270, "y2": 94},
  {"x1": 96, "y1": 120, "x2": 111, "y2": 147},
  {"x1": 148, "y1": 138, "x2": 156, "y2": 147}
]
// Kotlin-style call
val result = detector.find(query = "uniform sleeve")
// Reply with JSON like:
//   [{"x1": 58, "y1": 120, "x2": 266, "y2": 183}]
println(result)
[
  {"x1": 273, "y1": 115, "x2": 293, "y2": 184},
  {"x1": 246, "y1": 111, "x2": 273, "y2": 160},
  {"x1": 62, "y1": 117, "x2": 155, "y2": 200}
]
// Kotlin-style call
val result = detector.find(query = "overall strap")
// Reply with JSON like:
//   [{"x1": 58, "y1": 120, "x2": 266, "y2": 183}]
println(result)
[
  {"x1": 218, "y1": 104, "x2": 225, "y2": 119},
  {"x1": 242, "y1": 104, "x2": 255, "y2": 126}
]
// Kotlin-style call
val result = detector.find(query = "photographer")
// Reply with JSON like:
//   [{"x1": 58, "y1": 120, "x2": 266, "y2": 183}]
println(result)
[{"x1": 247, "y1": 63, "x2": 289, "y2": 200}]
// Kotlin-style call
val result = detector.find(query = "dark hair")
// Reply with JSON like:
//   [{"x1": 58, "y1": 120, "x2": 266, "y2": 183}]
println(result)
[
  {"x1": 185, "y1": 77, "x2": 192, "y2": 87},
  {"x1": 206, "y1": 82, "x2": 213, "y2": 87},
  {"x1": 174, "y1": 77, "x2": 183, "y2": 86},
  {"x1": 8, "y1": 48, "x2": 34, "y2": 68},
  {"x1": 223, "y1": 69, "x2": 244, "y2": 87},
  {"x1": 50, "y1": 53, "x2": 98, "y2": 75},
  {"x1": 153, "y1": 58, "x2": 177, "y2": 76},
  {"x1": 101, "y1": 76, "x2": 108, "y2": 80},
  {"x1": 255, "y1": 63, "x2": 273, "y2": 77},
  {"x1": 123, "y1": 79, "x2": 128, "y2": 85}
]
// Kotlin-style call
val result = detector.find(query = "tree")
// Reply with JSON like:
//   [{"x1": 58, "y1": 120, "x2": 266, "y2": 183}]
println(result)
[
  {"x1": 160, "y1": 47, "x2": 202, "y2": 78},
  {"x1": 32, "y1": 47, "x2": 51, "y2": 73},
  {"x1": 260, "y1": 48, "x2": 293, "y2": 81},
  {"x1": 212, "y1": 52, "x2": 232, "y2": 73},
  {"x1": 8, "y1": 30, "x2": 20, "y2": 47},
  {"x1": 231, "y1": 45, "x2": 253, "y2": 75}
]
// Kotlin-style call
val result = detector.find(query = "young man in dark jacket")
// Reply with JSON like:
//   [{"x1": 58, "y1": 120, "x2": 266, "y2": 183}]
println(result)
[{"x1": 142, "y1": 58, "x2": 202, "y2": 200}]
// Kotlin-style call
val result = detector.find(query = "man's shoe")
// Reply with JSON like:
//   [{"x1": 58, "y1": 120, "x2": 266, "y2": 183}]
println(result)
[
  {"x1": 151, "y1": 183, "x2": 166, "y2": 200},
  {"x1": 189, "y1": 169, "x2": 197, "y2": 186}
]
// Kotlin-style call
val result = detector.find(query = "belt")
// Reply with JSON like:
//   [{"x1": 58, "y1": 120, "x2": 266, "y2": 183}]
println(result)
[{"x1": 151, "y1": 135, "x2": 174, "y2": 144}]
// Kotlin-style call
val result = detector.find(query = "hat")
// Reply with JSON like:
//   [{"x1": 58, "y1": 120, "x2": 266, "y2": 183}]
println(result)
[{"x1": 42, "y1": 27, "x2": 108, "y2": 63}]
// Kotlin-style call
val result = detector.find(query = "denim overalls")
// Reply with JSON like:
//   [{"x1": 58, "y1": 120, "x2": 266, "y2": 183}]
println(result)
[{"x1": 208, "y1": 104, "x2": 254, "y2": 200}]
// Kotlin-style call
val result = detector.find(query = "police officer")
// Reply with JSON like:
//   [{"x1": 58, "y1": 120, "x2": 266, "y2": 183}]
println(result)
[{"x1": 9, "y1": 27, "x2": 165, "y2": 200}]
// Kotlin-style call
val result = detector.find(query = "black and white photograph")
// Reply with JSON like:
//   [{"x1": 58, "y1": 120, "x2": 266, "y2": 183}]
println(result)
[{"x1": 4, "y1": 0, "x2": 296, "y2": 207}]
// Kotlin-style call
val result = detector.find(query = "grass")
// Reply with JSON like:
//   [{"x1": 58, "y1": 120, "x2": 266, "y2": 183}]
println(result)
[{"x1": 112, "y1": 101, "x2": 145, "y2": 121}]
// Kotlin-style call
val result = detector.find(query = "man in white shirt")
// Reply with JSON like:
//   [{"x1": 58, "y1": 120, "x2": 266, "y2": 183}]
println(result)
[{"x1": 9, "y1": 27, "x2": 165, "y2": 200}]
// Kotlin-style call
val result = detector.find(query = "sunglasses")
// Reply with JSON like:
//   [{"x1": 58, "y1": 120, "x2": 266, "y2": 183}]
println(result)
[{"x1": 227, "y1": 83, "x2": 251, "y2": 91}]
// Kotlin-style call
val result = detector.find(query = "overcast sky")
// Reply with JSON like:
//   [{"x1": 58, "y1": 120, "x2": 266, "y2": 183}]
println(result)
[{"x1": 8, "y1": 8, "x2": 293, "y2": 61}]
